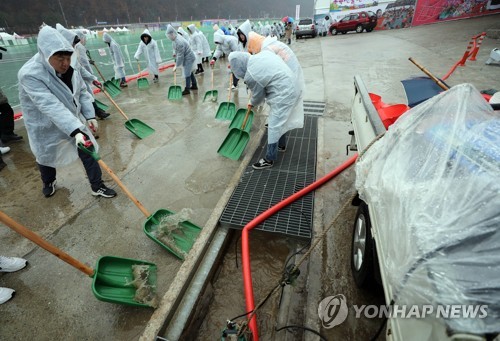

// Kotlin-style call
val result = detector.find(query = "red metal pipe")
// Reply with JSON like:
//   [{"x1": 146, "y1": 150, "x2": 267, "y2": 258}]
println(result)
[{"x1": 241, "y1": 154, "x2": 358, "y2": 340}]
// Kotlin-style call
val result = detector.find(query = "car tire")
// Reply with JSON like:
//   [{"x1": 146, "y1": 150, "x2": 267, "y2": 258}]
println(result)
[
  {"x1": 366, "y1": 28, "x2": 374, "y2": 32},
  {"x1": 356, "y1": 25, "x2": 364, "y2": 33},
  {"x1": 351, "y1": 202, "x2": 375, "y2": 288},
  {"x1": 330, "y1": 28, "x2": 337, "y2": 35}
]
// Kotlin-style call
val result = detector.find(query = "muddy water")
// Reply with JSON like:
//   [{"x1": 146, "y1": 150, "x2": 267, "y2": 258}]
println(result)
[{"x1": 196, "y1": 230, "x2": 299, "y2": 340}]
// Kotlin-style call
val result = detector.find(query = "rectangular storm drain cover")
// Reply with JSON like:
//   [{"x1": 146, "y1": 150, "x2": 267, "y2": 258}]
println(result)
[
  {"x1": 303, "y1": 101, "x2": 326, "y2": 115},
  {"x1": 219, "y1": 115, "x2": 318, "y2": 239}
]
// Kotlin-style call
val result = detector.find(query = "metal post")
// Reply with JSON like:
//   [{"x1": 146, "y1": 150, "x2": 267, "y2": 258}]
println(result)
[{"x1": 57, "y1": 0, "x2": 69, "y2": 27}]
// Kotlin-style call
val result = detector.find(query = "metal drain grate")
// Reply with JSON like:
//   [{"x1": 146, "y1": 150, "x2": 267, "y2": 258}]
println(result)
[
  {"x1": 303, "y1": 101, "x2": 326, "y2": 115},
  {"x1": 219, "y1": 115, "x2": 318, "y2": 239}
]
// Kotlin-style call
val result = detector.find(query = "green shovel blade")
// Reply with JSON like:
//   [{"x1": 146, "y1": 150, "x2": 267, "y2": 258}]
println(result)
[
  {"x1": 125, "y1": 119, "x2": 155, "y2": 139},
  {"x1": 95, "y1": 99, "x2": 109, "y2": 112},
  {"x1": 203, "y1": 90, "x2": 218, "y2": 102},
  {"x1": 92, "y1": 256, "x2": 157, "y2": 308},
  {"x1": 217, "y1": 128, "x2": 250, "y2": 160},
  {"x1": 143, "y1": 209, "x2": 202, "y2": 260},
  {"x1": 229, "y1": 109, "x2": 254, "y2": 133},
  {"x1": 168, "y1": 85, "x2": 183, "y2": 100},
  {"x1": 104, "y1": 81, "x2": 121, "y2": 98},
  {"x1": 215, "y1": 102, "x2": 236, "y2": 120},
  {"x1": 138, "y1": 77, "x2": 150, "y2": 90}
]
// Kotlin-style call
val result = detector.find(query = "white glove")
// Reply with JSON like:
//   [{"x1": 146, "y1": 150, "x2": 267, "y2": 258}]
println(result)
[
  {"x1": 87, "y1": 119, "x2": 98, "y2": 134},
  {"x1": 173, "y1": 66, "x2": 177, "y2": 72},
  {"x1": 74, "y1": 132, "x2": 87, "y2": 147}
]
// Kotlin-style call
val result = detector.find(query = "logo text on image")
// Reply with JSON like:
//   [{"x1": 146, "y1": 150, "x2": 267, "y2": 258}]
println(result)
[{"x1": 318, "y1": 295, "x2": 488, "y2": 329}]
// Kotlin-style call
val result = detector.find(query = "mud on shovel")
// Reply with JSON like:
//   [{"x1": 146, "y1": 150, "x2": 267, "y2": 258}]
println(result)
[
  {"x1": 137, "y1": 61, "x2": 150, "y2": 90},
  {"x1": 86, "y1": 50, "x2": 122, "y2": 98},
  {"x1": 96, "y1": 84, "x2": 155, "y2": 139},
  {"x1": 217, "y1": 105, "x2": 253, "y2": 160},
  {"x1": 78, "y1": 143, "x2": 202, "y2": 260},
  {"x1": 168, "y1": 70, "x2": 182, "y2": 100},
  {"x1": 203, "y1": 66, "x2": 218, "y2": 102},
  {"x1": 215, "y1": 73, "x2": 236, "y2": 120},
  {"x1": 0, "y1": 211, "x2": 158, "y2": 308}
]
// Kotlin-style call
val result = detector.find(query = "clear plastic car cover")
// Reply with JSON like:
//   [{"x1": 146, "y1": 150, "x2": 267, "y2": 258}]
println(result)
[{"x1": 355, "y1": 84, "x2": 500, "y2": 335}]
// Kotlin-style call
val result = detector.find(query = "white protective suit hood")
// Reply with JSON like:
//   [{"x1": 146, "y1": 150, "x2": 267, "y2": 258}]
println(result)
[
  {"x1": 103, "y1": 32, "x2": 113, "y2": 44},
  {"x1": 166, "y1": 24, "x2": 177, "y2": 41},
  {"x1": 214, "y1": 32, "x2": 224, "y2": 45},
  {"x1": 228, "y1": 51, "x2": 250, "y2": 80},
  {"x1": 75, "y1": 30, "x2": 87, "y2": 45},
  {"x1": 237, "y1": 19, "x2": 252, "y2": 47},
  {"x1": 187, "y1": 24, "x2": 197, "y2": 35},
  {"x1": 140, "y1": 29, "x2": 152, "y2": 45},
  {"x1": 38, "y1": 26, "x2": 74, "y2": 68},
  {"x1": 177, "y1": 27, "x2": 188, "y2": 38},
  {"x1": 56, "y1": 23, "x2": 78, "y2": 46}
]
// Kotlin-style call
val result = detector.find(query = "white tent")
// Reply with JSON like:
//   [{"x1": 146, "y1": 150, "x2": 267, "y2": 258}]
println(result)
[
  {"x1": 121, "y1": 27, "x2": 130, "y2": 32},
  {"x1": 109, "y1": 27, "x2": 116, "y2": 32},
  {"x1": 0, "y1": 31, "x2": 28, "y2": 46},
  {"x1": 102, "y1": 27, "x2": 109, "y2": 32},
  {"x1": 115, "y1": 27, "x2": 123, "y2": 32}
]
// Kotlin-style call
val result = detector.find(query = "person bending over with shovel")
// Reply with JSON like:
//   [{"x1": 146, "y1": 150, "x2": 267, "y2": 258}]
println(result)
[
  {"x1": 210, "y1": 32, "x2": 241, "y2": 90},
  {"x1": 17, "y1": 25, "x2": 117, "y2": 198},
  {"x1": 166, "y1": 24, "x2": 198, "y2": 96},
  {"x1": 229, "y1": 51, "x2": 303, "y2": 170}
]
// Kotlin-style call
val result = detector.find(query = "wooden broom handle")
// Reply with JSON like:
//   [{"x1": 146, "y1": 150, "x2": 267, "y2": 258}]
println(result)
[
  {"x1": 99, "y1": 86, "x2": 131, "y2": 121},
  {"x1": 409, "y1": 57, "x2": 450, "y2": 91},
  {"x1": 97, "y1": 160, "x2": 152, "y2": 218},
  {"x1": 0, "y1": 211, "x2": 95, "y2": 276}
]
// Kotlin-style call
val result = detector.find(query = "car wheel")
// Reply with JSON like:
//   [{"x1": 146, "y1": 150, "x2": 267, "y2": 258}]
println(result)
[
  {"x1": 356, "y1": 25, "x2": 363, "y2": 33},
  {"x1": 330, "y1": 28, "x2": 337, "y2": 35},
  {"x1": 366, "y1": 28, "x2": 374, "y2": 32},
  {"x1": 351, "y1": 202, "x2": 375, "y2": 288}
]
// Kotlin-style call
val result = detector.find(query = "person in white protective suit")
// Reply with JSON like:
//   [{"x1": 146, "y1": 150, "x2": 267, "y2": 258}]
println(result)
[
  {"x1": 247, "y1": 31, "x2": 304, "y2": 122},
  {"x1": 134, "y1": 29, "x2": 162, "y2": 83},
  {"x1": 236, "y1": 19, "x2": 252, "y2": 51},
  {"x1": 56, "y1": 24, "x2": 110, "y2": 120},
  {"x1": 17, "y1": 26, "x2": 117, "y2": 198},
  {"x1": 173, "y1": 26, "x2": 190, "y2": 60},
  {"x1": 198, "y1": 28, "x2": 213, "y2": 64},
  {"x1": 228, "y1": 51, "x2": 303, "y2": 170},
  {"x1": 102, "y1": 32, "x2": 128, "y2": 87},
  {"x1": 210, "y1": 32, "x2": 241, "y2": 90},
  {"x1": 166, "y1": 24, "x2": 198, "y2": 95},
  {"x1": 187, "y1": 24, "x2": 204, "y2": 74}
]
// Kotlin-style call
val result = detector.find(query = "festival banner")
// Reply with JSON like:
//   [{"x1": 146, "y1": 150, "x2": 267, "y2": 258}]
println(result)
[{"x1": 412, "y1": 0, "x2": 500, "y2": 26}]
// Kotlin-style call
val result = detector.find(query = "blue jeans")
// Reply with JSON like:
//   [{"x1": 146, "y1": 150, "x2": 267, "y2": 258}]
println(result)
[
  {"x1": 266, "y1": 133, "x2": 287, "y2": 161},
  {"x1": 185, "y1": 72, "x2": 197, "y2": 89},
  {"x1": 232, "y1": 73, "x2": 239, "y2": 86}
]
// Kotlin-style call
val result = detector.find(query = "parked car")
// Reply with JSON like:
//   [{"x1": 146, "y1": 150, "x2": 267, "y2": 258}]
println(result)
[
  {"x1": 329, "y1": 11, "x2": 377, "y2": 35},
  {"x1": 295, "y1": 18, "x2": 316, "y2": 39}
]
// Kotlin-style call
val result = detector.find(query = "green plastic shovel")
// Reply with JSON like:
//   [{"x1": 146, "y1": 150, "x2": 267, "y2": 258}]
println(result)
[
  {"x1": 98, "y1": 85, "x2": 155, "y2": 139},
  {"x1": 137, "y1": 61, "x2": 150, "y2": 90},
  {"x1": 168, "y1": 71, "x2": 182, "y2": 100},
  {"x1": 217, "y1": 106, "x2": 252, "y2": 160},
  {"x1": 78, "y1": 144, "x2": 202, "y2": 261},
  {"x1": 0, "y1": 211, "x2": 158, "y2": 308},
  {"x1": 215, "y1": 74, "x2": 236, "y2": 120},
  {"x1": 229, "y1": 108, "x2": 254, "y2": 133},
  {"x1": 95, "y1": 99, "x2": 109, "y2": 112},
  {"x1": 86, "y1": 51, "x2": 122, "y2": 98},
  {"x1": 203, "y1": 67, "x2": 218, "y2": 102}
]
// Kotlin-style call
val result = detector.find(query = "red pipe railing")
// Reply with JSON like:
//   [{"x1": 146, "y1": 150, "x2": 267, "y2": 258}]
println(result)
[{"x1": 241, "y1": 154, "x2": 358, "y2": 340}]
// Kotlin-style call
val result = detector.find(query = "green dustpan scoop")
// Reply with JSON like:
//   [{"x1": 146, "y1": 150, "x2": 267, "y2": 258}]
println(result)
[
  {"x1": 138, "y1": 77, "x2": 150, "y2": 89},
  {"x1": 104, "y1": 81, "x2": 121, "y2": 98},
  {"x1": 125, "y1": 119, "x2": 155, "y2": 139},
  {"x1": 217, "y1": 129, "x2": 250, "y2": 160},
  {"x1": 229, "y1": 108, "x2": 254, "y2": 133},
  {"x1": 215, "y1": 102, "x2": 236, "y2": 120},
  {"x1": 92, "y1": 256, "x2": 158, "y2": 308},
  {"x1": 168, "y1": 85, "x2": 182, "y2": 100},
  {"x1": 144, "y1": 209, "x2": 202, "y2": 260},
  {"x1": 203, "y1": 90, "x2": 218, "y2": 102},
  {"x1": 95, "y1": 99, "x2": 109, "y2": 112}
]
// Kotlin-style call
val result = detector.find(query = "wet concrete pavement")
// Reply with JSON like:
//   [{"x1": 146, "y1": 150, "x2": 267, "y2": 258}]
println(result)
[{"x1": 1, "y1": 14, "x2": 499, "y2": 340}]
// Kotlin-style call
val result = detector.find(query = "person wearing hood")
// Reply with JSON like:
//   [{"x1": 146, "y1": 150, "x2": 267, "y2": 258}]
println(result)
[
  {"x1": 236, "y1": 19, "x2": 252, "y2": 51},
  {"x1": 173, "y1": 26, "x2": 189, "y2": 60},
  {"x1": 134, "y1": 29, "x2": 162, "y2": 83},
  {"x1": 210, "y1": 32, "x2": 241, "y2": 90},
  {"x1": 198, "y1": 29, "x2": 212, "y2": 64},
  {"x1": 103, "y1": 32, "x2": 127, "y2": 87},
  {"x1": 166, "y1": 24, "x2": 198, "y2": 95},
  {"x1": 57, "y1": 25, "x2": 110, "y2": 120},
  {"x1": 284, "y1": 22, "x2": 293, "y2": 45},
  {"x1": 187, "y1": 24, "x2": 204, "y2": 74},
  {"x1": 17, "y1": 26, "x2": 117, "y2": 198},
  {"x1": 247, "y1": 31, "x2": 305, "y2": 138},
  {"x1": 228, "y1": 51, "x2": 303, "y2": 170}
]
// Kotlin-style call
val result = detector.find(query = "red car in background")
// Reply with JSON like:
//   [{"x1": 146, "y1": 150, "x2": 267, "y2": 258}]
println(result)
[{"x1": 329, "y1": 11, "x2": 377, "y2": 35}]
